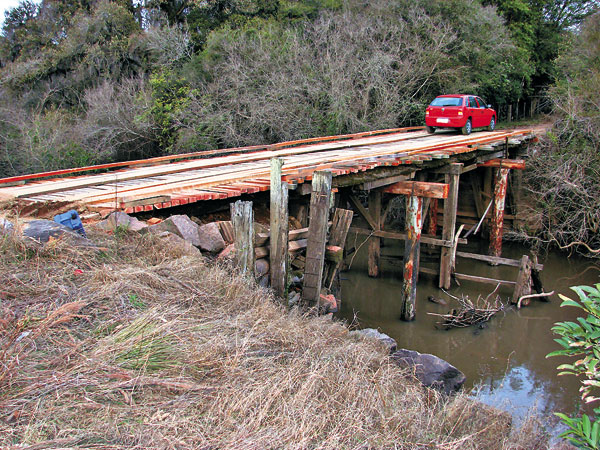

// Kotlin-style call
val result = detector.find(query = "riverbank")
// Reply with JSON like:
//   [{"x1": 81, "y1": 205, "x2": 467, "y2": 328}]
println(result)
[{"x1": 0, "y1": 222, "x2": 550, "y2": 449}]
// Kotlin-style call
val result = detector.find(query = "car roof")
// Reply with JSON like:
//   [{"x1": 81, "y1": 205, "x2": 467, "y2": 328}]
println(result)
[{"x1": 435, "y1": 94, "x2": 477, "y2": 98}]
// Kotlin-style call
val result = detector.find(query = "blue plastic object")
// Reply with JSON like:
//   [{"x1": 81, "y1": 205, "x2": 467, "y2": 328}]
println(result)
[{"x1": 53, "y1": 210, "x2": 87, "y2": 237}]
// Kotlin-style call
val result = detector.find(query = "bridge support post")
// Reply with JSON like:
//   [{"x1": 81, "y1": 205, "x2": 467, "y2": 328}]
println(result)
[
  {"x1": 489, "y1": 167, "x2": 510, "y2": 258},
  {"x1": 270, "y1": 158, "x2": 289, "y2": 299},
  {"x1": 302, "y1": 171, "x2": 333, "y2": 307},
  {"x1": 439, "y1": 163, "x2": 462, "y2": 289},
  {"x1": 368, "y1": 189, "x2": 382, "y2": 277},
  {"x1": 323, "y1": 208, "x2": 353, "y2": 290},
  {"x1": 231, "y1": 200, "x2": 254, "y2": 277},
  {"x1": 401, "y1": 194, "x2": 423, "y2": 321}
]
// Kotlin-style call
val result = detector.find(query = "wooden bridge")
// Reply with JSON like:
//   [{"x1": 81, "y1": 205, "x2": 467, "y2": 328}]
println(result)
[{"x1": 0, "y1": 126, "x2": 540, "y2": 318}]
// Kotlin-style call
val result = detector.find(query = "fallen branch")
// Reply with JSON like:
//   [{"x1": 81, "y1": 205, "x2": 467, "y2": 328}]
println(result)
[
  {"x1": 517, "y1": 291, "x2": 555, "y2": 309},
  {"x1": 428, "y1": 295, "x2": 504, "y2": 330}
]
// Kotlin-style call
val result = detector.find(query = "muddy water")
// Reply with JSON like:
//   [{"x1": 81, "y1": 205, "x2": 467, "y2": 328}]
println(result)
[{"x1": 338, "y1": 236, "x2": 600, "y2": 423}]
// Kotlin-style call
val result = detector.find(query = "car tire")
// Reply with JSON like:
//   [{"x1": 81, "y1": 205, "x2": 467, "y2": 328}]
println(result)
[
  {"x1": 426, "y1": 126, "x2": 435, "y2": 134},
  {"x1": 461, "y1": 119, "x2": 472, "y2": 135},
  {"x1": 487, "y1": 117, "x2": 495, "y2": 131}
]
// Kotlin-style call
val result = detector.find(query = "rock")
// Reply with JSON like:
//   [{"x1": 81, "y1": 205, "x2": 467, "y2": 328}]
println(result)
[
  {"x1": 391, "y1": 349, "x2": 465, "y2": 394},
  {"x1": 155, "y1": 231, "x2": 201, "y2": 257},
  {"x1": 428, "y1": 295, "x2": 448, "y2": 306},
  {"x1": 350, "y1": 328, "x2": 397, "y2": 353},
  {"x1": 217, "y1": 243, "x2": 235, "y2": 261},
  {"x1": 96, "y1": 212, "x2": 147, "y2": 232},
  {"x1": 0, "y1": 217, "x2": 14, "y2": 234},
  {"x1": 147, "y1": 215, "x2": 201, "y2": 246},
  {"x1": 319, "y1": 293, "x2": 338, "y2": 313},
  {"x1": 255, "y1": 258, "x2": 270, "y2": 277},
  {"x1": 22, "y1": 220, "x2": 91, "y2": 246},
  {"x1": 257, "y1": 274, "x2": 270, "y2": 288},
  {"x1": 288, "y1": 291, "x2": 301, "y2": 306},
  {"x1": 197, "y1": 222, "x2": 226, "y2": 253}
]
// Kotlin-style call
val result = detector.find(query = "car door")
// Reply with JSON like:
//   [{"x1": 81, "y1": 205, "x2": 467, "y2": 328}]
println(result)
[
  {"x1": 476, "y1": 97, "x2": 492, "y2": 126},
  {"x1": 467, "y1": 96, "x2": 481, "y2": 127}
]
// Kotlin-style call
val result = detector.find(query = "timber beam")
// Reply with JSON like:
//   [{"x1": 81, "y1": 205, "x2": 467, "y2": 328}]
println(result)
[
  {"x1": 383, "y1": 181, "x2": 449, "y2": 199},
  {"x1": 478, "y1": 158, "x2": 526, "y2": 170}
]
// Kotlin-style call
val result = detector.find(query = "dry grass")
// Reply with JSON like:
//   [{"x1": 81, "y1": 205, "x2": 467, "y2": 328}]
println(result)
[{"x1": 0, "y1": 224, "x2": 549, "y2": 449}]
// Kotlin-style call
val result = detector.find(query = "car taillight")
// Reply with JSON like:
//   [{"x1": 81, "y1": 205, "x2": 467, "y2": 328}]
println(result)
[
  {"x1": 425, "y1": 110, "x2": 429, "y2": 116},
  {"x1": 458, "y1": 110, "x2": 463, "y2": 116}
]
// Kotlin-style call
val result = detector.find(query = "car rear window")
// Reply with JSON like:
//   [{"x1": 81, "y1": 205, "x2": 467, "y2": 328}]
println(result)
[{"x1": 430, "y1": 97, "x2": 463, "y2": 107}]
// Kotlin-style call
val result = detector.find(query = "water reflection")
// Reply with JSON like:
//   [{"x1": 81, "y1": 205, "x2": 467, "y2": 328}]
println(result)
[{"x1": 338, "y1": 237, "x2": 600, "y2": 421}]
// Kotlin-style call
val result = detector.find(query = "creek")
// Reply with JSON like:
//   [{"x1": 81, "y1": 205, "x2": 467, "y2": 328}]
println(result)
[{"x1": 338, "y1": 236, "x2": 600, "y2": 428}]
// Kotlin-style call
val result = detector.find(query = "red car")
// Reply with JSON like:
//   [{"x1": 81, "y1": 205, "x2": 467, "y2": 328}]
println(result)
[{"x1": 425, "y1": 94, "x2": 496, "y2": 135}]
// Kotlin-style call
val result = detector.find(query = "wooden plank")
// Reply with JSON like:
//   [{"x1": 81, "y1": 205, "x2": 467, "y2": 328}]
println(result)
[
  {"x1": 302, "y1": 171, "x2": 332, "y2": 307},
  {"x1": 270, "y1": 158, "x2": 289, "y2": 299},
  {"x1": 2, "y1": 130, "x2": 532, "y2": 204},
  {"x1": 456, "y1": 251, "x2": 543, "y2": 271},
  {"x1": 383, "y1": 181, "x2": 449, "y2": 199},
  {"x1": 439, "y1": 163, "x2": 462, "y2": 289},
  {"x1": 454, "y1": 273, "x2": 516, "y2": 286},
  {"x1": 231, "y1": 200, "x2": 254, "y2": 277}
]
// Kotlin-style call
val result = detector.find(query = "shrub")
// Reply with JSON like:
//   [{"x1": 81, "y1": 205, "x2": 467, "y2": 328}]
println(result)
[{"x1": 547, "y1": 284, "x2": 600, "y2": 448}]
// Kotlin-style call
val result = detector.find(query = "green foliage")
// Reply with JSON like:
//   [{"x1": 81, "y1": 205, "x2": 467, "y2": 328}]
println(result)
[
  {"x1": 547, "y1": 284, "x2": 600, "y2": 448},
  {"x1": 147, "y1": 69, "x2": 192, "y2": 150}
]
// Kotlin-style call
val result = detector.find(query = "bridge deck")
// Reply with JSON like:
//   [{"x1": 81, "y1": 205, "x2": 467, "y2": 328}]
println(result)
[{"x1": 0, "y1": 127, "x2": 534, "y2": 214}]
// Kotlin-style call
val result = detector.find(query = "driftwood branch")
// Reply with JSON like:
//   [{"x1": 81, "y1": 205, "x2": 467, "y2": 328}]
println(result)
[{"x1": 517, "y1": 291, "x2": 555, "y2": 309}]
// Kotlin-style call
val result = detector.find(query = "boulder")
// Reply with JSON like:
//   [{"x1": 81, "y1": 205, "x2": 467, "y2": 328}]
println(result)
[
  {"x1": 22, "y1": 220, "x2": 91, "y2": 246},
  {"x1": 147, "y1": 215, "x2": 201, "y2": 246},
  {"x1": 350, "y1": 328, "x2": 397, "y2": 353},
  {"x1": 391, "y1": 349, "x2": 465, "y2": 394},
  {"x1": 197, "y1": 222, "x2": 226, "y2": 253},
  {"x1": 155, "y1": 231, "x2": 201, "y2": 257},
  {"x1": 96, "y1": 212, "x2": 147, "y2": 232},
  {"x1": 217, "y1": 243, "x2": 235, "y2": 261},
  {"x1": 255, "y1": 258, "x2": 270, "y2": 277}
]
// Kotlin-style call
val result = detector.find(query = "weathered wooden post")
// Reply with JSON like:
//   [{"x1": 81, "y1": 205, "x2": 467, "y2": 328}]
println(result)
[
  {"x1": 439, "y1": 163, "x2": 462, "y2": 289},
  {"x1": 231, "y1": 200, "x2": 254, "y2": 277},
  {"x1": 489, "y1": 167, "x2": 509, "y2": 258},
  {"x1": 401, "y1": 194, "x2": 423, "y2": 321},
  {"x1": 323, "y1": 208, "x2": 353, "y2": 289},
  {"x1": 368, "y1": 189, "x2": 382, "y2": 277},
  {"x1": 302, "y1": 171, "x2": 333, "y2": 307},
  {"x1": 270, "y1": 157, "x2": 289, "y2": 299},
  {"x1": 512, "y1": 254, "x2": 532, "y2": 305},
  {"x1": 427, "y1": 198, "x2": 438, "y2": 236}
]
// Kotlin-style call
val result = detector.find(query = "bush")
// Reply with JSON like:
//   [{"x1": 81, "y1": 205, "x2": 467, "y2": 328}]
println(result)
[{"x1": 547, "y1": 284, "x2": 600, "y2": 448}]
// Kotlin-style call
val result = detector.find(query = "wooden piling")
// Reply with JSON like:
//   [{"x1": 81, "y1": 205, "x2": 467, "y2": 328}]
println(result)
[
  {"x1": 439, "y1": 163, "x2": 462, "y2": 289},
  {"x1": 512, "y1": 255, "x2": 532, "y2": 304},
  {"x1": 489, "y1": 167, "x2": 510, "y2": 258},
  {"x1": 270, "y1": 158, "x2": 289, "y2": 299},
  {"x1": 302, "y1": 171, "x2": 333, "y2": 307},
  {"x1": 323, "y1": 208, "x2": 353, "y2": 289},
  {"x1": 368, "y1": 189, "x2": 382, "y2": 277},
  {"x1": 231, "y1": 200, "x2": 254, "y2": 277},
  {"x1": 401, "y1": 195, "x2": 423, "y2": 321}
]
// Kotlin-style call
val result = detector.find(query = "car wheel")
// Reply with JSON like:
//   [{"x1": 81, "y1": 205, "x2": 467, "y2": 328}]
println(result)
[
  {"x1": 487, "y1": 117, "x2": 495, "y2": 131},
  {"x1": 461, "y1": 119, "x2": 472, "y2": 135},
  {"x1": 426, "y1": 126, "x2": 435, "y2": 134}
]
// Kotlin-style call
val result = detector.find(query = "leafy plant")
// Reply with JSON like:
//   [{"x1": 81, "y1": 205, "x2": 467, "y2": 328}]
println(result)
[{"x1": 547, "y1": 284, "x2": 600, "y2": 448}]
